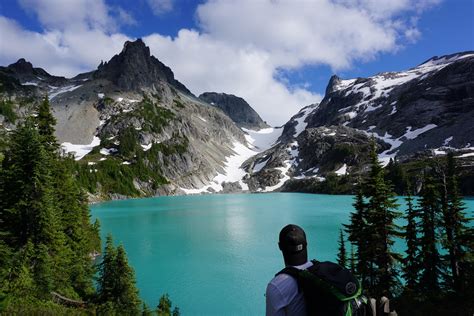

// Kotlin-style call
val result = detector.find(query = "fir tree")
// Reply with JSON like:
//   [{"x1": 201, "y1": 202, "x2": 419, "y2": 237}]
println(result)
[
  {"x1": 416, "y1": 173, "x2": 442, "y2": 298},
  {"x1": 98, "y1": 234, "x2": 118, "y2": 304},
  {"x1": 442, "y1": 152, "x2": 472, "y2": 293},
  {"x1": 362, "y1": 140, "x2": 401, "y2": 296},
  {"x1": 0, "y1": 120, "x2": 59, "y2": 246},
  {"x1": 337, "y1": 229, "x2": 347, "y2": 268},
  {"x1": 36, "y1": 96, "x2": 58, "y2": 151},
  {"x1": 114, "y1": 244, "x2": 141, "y2": 314},
  {"x1": 98, "y1": 235, "x2": 141, "y2": 314},
  {"x1": 344, "y1": 180, "x2": 369, "y2": 282},
  {"x1": 157, "y1": 294, "x2": 179, "y2": 316},
  {"x1": 402, "y1": 189, "x2": 419, "y2": 292}
]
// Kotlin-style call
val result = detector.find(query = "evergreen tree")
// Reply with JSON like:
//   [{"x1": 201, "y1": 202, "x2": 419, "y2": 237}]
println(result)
[
  {"x1": 402, "y1": 190, "x2": 419, "y2": 292},
  {"x1": 385, "y1": 158, "x2": 407, "y2": 194},
  {"x1": 349, "y1": 244, "x2": 356, "y2": 274},
  {"x1": 98, "y1": 234, "x2": 118, "y2": 304},
  {"x1": 337, "y1": 229, "x2": 347, "y2": 268},
  {"x1": 157, "y1": 294, "x2": 179, "y2": 316},
  {"x1": 157, "y1": 294, "x2": 171, "y2": 316},
  {"x1": 98, "y1": 235, "x2": 141, "y2": 314},
  {"x1": 442, "y1": 152, "x2": 471, "y2": 293},
  {"x1": 114, "y1": 244, "x2": 141, "y2": 314},
  {"x1": 36, "y1": 96, "x2": 58, "y2": 151},
  {"x1": 354, "y1": 140, "x2": 401, "y2": 296},
  {"x1": 416, "y1": 174, "x2": 442, "y2": 298},
  {"x1": 0, "y1": 120, "x2": 59, "y2": 247},
  {"x1": 344, "y1": 181, "x2": 369, "y2": 282}
]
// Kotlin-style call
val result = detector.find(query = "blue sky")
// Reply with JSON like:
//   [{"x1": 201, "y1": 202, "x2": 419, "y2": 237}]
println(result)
[{"x1": 0, "y1": 0, "x2": 473, "y2": 124}]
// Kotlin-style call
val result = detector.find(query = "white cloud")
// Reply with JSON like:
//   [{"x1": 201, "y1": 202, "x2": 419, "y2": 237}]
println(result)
[
  {"x1": 196, "y1": 0, "x2": 440, "y2": 70},
  {"x1": 18, "y1": 0, "x2": 116, "y2": 31},
  {"x1": 144, "y1": 30, "x2": 320, "y2": 125},
  {"x1": 146, "y1": 0, "x2": 173, "y2": 15},
  {"x1": 0, "y1": 16, "x2": 129, "y2": 77},
  {"x1": 0, "y1": 0, "x2": 441, "y2": 124}
]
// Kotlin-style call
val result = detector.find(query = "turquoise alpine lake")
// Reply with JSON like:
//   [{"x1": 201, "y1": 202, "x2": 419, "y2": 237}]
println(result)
[{"x1": 90, "y1": 193, "x2": 474, "y2": 315}]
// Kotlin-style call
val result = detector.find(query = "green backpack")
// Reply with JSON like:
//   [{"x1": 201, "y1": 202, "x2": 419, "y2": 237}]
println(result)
[{"x1": 276, "y1": 260, "x2": 373, "y2": 316}]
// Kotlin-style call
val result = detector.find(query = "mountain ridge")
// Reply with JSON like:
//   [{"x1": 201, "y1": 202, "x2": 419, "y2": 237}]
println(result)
[{"x1": 1, "y1": 44, "x2": 473, "y2": 198}]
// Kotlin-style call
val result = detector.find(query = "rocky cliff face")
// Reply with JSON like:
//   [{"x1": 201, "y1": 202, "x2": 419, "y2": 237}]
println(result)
[
  {"x1": 308, "y1": 52, "x2": 474, "y2": 159},
  {"x1": 198, "y1": 92, "x2": 269, "y2": 130}
]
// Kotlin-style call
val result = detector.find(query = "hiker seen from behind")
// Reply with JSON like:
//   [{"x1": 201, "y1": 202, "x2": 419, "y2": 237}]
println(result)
[{"x1": 266, "y1": 224, "x2": 371, "y2": 316}]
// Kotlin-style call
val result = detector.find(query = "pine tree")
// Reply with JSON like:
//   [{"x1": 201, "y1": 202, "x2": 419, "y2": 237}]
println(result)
[
  {"x1": 363, "y1": 140, "x2": 401, "y2": 296},
  {"x1": 337, "y1": 229, "x2": 347, "y2": 268},
  {"x1": 344, "y1": 180, "x2": 369, "y2": 282},
  {"x1": 157, "y1": 294, "x2": 179, "y2": 316},
  {"x1": 98, "y1": 235, "x2": 141, "y2": 314},
  {"x1": 98, "y1": 234, "x2": 118, "y2": 304},
  {"x1": 157, "y1": 294, "x2": 171, "y2": 316},
  {"x1": 0, "y1": 120, "x2": 58, "y2": 246},
  {"x1": 442, "y1": 152, "x2": 472, "y2": 293},
  {"x1": 416, "y1": 173, "x2": 442, "y2": 298},
  {"x1": 114, "y1": 244, "x2": 141, "y2": 314},
  {"x1": 402, "y1": 189, "x2": 419, "y2": 292},
  {"x1": 36, "y1": 96, "x2": 58, "y2": 151}
]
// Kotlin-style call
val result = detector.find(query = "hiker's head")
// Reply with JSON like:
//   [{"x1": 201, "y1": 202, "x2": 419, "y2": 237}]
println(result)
[{"x1": 278, "y1": 224, "x2": 308, "y2": 266}]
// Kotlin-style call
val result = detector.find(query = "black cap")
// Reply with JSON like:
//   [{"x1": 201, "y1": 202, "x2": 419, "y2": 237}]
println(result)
[{"x1": 278, "y1": 224, "x2": 307, "y2": 265}]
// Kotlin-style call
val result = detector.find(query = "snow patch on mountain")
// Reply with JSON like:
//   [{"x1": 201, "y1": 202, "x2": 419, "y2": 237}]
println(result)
[
  {"x1": 367, "y1": 124, "x2": 438, "y2": 166},
  {"x1": 49, "y1": 84, "x2": 82, "y2": 100},
  {"x1": 335, "y1": 164, "x2": 348, "y2": 176},
  {"x1": 242, "y1": 127, "x2": 283, "y2": 151},
  {"x1": 181, "y1": 140, "x2": 258, "y2": 194},
  {"x1": 293, "y1": 104, "x2": 318, "y2": 137},
  {"x1": 61, "y1": 136, "x2": 100, "y2": 160}
]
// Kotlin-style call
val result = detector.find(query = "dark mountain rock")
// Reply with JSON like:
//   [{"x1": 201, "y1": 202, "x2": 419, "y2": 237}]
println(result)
[
  {"x1": 0, "y1": 58, "x2": 67, "y2": 86},
  {"x1": 306, "y1": 52, "x2": 474, "y2": 156},
  {"x1": 198, "y1": 92, "x2": 268, "y2": 129},
  {"x1": 93, "y1": 39, "x2": 190, "y2": 93}
]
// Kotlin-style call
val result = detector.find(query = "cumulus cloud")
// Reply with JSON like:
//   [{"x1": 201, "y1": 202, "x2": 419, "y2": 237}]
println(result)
[
  {"x1": 0, "y1": 0, "x2": 441, "y2": 124},
  {"x1": 18, "y1": 0, "x2": 116, "y2": 31},
  {"x1": 0, "y1": 16, "x2": 129, "y2": 77},
  {"x1": 144, "y1": 30, "x2": 319, "y2": 125}
]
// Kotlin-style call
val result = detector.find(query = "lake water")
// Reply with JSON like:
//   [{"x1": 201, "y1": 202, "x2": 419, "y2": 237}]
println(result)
[{"x1": 91, "y1": 193, "x2": 474, "y2": 315}]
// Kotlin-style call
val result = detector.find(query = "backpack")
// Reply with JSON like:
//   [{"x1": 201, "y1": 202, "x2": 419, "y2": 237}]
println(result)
[{"x1": 276, "y1": 260, "x2": 373, "y2": 316}]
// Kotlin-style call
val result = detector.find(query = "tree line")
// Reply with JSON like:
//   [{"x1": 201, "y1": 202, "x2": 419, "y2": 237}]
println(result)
[
  {"x1": 337, "y1": 141, "x2": 474, "y2": 315},
  {"x1": 0, "y1": 97, "x2": 178, "y2": 315}
]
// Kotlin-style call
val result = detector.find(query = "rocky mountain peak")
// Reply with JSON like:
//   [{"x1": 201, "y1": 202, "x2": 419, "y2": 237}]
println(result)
[
  {"x1": 119, "y1": 38, "x2": 151, "y2": 63},
  {"x1": 199, "y1": 92, "x2": 269, "y2": 130},
  {"x1": 325, "y1": 75, "x2": 341, "y2": 95},
  {"x1": 8, "y1": 58, "x2": 34, "y2": 73},
  {"x1": 94, "y1": 39, "x2": 190, "y2": 93},
  {"x1": 4, "y1": 58, "x2": 54, "y2": 82}
]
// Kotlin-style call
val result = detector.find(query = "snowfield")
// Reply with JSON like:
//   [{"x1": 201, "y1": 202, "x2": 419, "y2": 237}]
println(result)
[
  {"x1": 181, "y1": 140, "x2": 258, "y2": 194},
  {"x1": 242, "y1": 127, "x2": 283, "y2": 151},
  {"x1": 61, "y1": 136, "x2": 101, "y2": 160}
]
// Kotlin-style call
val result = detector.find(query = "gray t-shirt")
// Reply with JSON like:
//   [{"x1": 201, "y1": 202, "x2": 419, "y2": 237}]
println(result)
[{"x1": 265, "y1": 261, "x2": 313, "y2": 316}]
